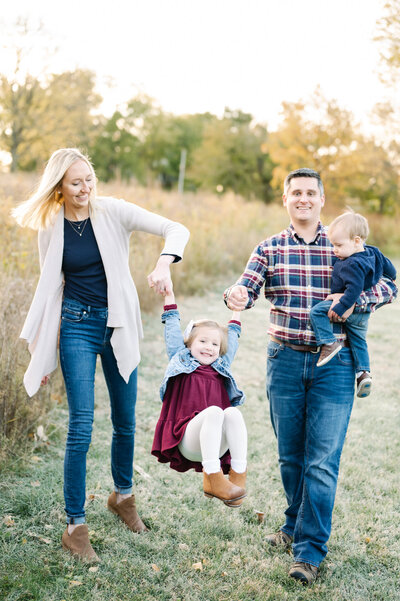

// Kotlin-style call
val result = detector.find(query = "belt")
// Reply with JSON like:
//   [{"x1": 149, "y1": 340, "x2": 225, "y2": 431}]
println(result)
[{"x1": 270, "y1": 336, "x2": 349, "y2": 353}]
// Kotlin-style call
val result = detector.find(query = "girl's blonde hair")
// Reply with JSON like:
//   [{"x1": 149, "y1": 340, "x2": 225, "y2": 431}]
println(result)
[
  {"x1": 11, "y1": 148, "x2": 98, "y2": 230},
  {"x1": 184, "y1": 320, "x2": 228, "y2": 356},
  {"x1": 328, "y1": 210, "x2": 369, "y2": 241}
]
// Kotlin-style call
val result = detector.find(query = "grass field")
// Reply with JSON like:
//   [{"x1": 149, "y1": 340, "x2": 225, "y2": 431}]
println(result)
[{"x1": 1, "y1": 284, "x2": 399, "y2": 601}]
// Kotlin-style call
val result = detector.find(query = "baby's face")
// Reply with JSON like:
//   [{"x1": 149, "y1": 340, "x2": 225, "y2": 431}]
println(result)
[
  {"x1": 329, "y1": 231, "x2": 362, "y2": 260},
  {"x1": 189, "y1": 326, "x2": 221, "y2": 365}
]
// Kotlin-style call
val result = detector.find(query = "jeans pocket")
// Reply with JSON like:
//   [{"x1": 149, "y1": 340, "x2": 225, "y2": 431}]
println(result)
[
  {"x1": 61, "y1": 306, "x2": 85, "y2": 323},
  {"x1": 267, "y1": 341, "x2": 284, "y2": 359},
  {"x1": 336, "y1": 348, "x2": 353, "y2": 367}
]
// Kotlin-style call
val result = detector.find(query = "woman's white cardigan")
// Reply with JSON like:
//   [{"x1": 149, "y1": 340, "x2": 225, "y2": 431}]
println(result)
[{"x1": 21, "y1": 196, "x2": 190, "y2": 397}]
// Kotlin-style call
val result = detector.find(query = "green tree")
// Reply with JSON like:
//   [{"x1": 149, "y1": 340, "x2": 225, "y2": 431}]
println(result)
[
  {"x1": 0, "y1": 68, "x2": 44, "y2": 171},
  {"x1": 189, "y1": 108, "x2": 273, "y2": 201},
  {"x1": 90, "y1": 93, "x2": 214, "y2": 189},
  {"x1": 0, "y1": 66, "x2": 102, "y2": 171},
  {"x1": 89, "y1": 110, "x2": 142, "y2": 183}
]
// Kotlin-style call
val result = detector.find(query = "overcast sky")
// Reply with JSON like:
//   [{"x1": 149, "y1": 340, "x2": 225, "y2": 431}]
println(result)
[{"x1": 1, "y1": 0, "x2": 391, "y2": 131}]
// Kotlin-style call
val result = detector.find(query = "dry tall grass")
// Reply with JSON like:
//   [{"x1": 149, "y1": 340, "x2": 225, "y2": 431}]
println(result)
[
  {"x1": 0, "y1": 171, "x2": 399, "y2": 468},
  {"x1": 0, "y1": 173, "x2": 288, "y2": 467}
]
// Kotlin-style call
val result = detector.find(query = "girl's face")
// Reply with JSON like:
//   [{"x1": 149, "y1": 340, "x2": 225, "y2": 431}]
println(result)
[
  {"x1": 189, "y1": 326, "x2": 221, "y2": 365},
  {"x1": 60, "y1": 159, "x2": 94, "y2": 218}
]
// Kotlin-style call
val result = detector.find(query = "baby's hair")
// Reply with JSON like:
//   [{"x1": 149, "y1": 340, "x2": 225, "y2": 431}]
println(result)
[
  {"x1": 184, "y1": 320, "x2": 228, "y2": 356},
  {"x1": 328, "y1": 209, "x2": 369, "y2": 241}
]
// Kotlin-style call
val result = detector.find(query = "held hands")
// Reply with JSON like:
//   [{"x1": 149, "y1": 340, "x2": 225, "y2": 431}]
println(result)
[
  {"x1": 225, "y1": 285, "x2": 248, "y2": 311},
  {"x1": 147, "y1": 255, "x2": 174, "y2": 296}
]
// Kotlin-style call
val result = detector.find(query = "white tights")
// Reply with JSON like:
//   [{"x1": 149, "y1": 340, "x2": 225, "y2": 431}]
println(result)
[{"x1": 178, "y1": 406, "x2": 247, "y2": 474}]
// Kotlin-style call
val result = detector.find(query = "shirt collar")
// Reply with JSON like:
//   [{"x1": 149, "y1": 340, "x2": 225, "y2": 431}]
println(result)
[{"x1": 288, "y1": 222, "x2": 323, "y2": 245}]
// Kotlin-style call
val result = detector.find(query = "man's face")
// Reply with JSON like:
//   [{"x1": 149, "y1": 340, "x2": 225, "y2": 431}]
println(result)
[{"x1": 283, "y1": 177, "x2": 325, "y2": 225}]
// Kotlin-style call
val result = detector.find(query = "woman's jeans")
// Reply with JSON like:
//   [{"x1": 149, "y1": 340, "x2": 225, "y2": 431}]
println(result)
[
  {"x1": 310, "y1": 300, "x2": 371, "y2": 372},
  {"x1": 266, "y1": 340, "x2": 354, "y2": 566},
  {"x1": 59, "y1": 298, "x2": 137, "y2": 524}
]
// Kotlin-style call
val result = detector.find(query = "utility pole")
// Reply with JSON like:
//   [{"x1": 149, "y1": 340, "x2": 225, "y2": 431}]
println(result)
[{"x1": 178, "y1": 148, "x2": 187, "y2": 195}]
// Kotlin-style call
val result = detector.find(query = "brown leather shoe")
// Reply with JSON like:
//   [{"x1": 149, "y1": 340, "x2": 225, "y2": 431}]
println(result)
[
  {"x1": 61, "y1": 525, "x2": 100, "y2": 562},
  {"x1": 316, "y1": 340, "x2": 342, "y2": 367},
  {"x1": 107, "y1": 492, "x2": 148, "y2": 532},
  {"x1": 289, "y1": 561, "x2": 318, "y2": 585},
  {"x1": 265, "y1": 529, "x2": 293, "y2": 548},
  {"x1": 203, "y1": 470, "x2": 246, "y2": 506},
  {"x1": 225, "y1": 469, "x2": 247, "y2": 507}
]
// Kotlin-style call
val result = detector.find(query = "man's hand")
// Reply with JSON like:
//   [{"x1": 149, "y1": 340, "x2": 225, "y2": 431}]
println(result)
[
  {"x1": 225, "y1": 285, "x2": 248, "y2": 311},
  {"x1": 326, "y1": 293, "x2": 355, "y2": 322}
]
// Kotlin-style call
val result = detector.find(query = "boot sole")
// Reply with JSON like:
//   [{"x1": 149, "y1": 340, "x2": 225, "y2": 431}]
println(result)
[
  {"x1": 204, "y1": 492, "x2": 247, "y2": 505},
  {"x1": 357, "y1": 379, "x2": 372, "y2": 397}
]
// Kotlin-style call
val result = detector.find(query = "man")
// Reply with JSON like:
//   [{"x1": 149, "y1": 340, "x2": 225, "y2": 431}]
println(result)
[{"x1": 225, "y1": 168, "x2": 397, "y2": 585}]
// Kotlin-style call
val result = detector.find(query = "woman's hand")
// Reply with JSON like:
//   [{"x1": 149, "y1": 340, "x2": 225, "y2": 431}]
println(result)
[
  {"x1": 225, "y1": 285, "x2": 248, "y2": 311},
  {"x1": 147, "y1": 255, "x2": 174, "y2": 295},
  {"x1": 41, "y1": 375, "x2": 50, "y2": 386}
]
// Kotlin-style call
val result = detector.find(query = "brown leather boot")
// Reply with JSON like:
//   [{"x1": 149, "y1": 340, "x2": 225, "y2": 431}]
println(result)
[
  {"x1": 107, "y1": 492, "x2": 148, "y2": 532},
  {"x1": 225, "y1": 468, "x2": 247, "y2": 507},
  {"x1": 203, "y1": 470, "x2": 246, "y2": 506},
  {"x1": 61, "y1": 524, "x2": 100, "y2": 562}
]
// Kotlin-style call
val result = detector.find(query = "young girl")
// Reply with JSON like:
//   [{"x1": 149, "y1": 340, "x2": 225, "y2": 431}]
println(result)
[{"x1": 151, "y1": 290, "x2": 248, "y2": 507}]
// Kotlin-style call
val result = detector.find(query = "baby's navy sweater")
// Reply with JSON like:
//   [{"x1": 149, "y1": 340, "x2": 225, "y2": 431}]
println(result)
[{"x1": 331, "y1": 245, "x2": 397, "y2": 316}]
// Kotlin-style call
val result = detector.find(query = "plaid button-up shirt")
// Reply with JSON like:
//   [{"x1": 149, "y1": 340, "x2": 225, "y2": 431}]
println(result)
[{"x1": 236, "y1": 223, "x2": 397, "y2": 345}]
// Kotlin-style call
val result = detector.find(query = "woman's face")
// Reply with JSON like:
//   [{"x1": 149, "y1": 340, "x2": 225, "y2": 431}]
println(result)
[{"x1": 60, "y1": 160, "x2": 94, "y2": 217}]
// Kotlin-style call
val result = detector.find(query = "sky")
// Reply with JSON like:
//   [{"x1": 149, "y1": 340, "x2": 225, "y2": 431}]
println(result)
[{"x1": 0, "y1": 0, "x2": 391, "y2": 132}]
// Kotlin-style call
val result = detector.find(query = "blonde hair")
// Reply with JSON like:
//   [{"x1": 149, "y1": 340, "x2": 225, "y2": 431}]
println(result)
[
  {"x1": 328, "y1": 210, "x2": 369, "y2": 241},
  {"x1": 184, "y1": 320, "x2": 228, "y2": 356},
  {"x1": 11, "y1": 148, "x2": 98, "y2": 230}
]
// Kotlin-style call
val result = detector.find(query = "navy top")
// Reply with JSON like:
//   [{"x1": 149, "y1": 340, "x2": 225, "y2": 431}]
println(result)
[
  {"x1": 62, "y1": 218, "x2": 108, "y2": 307},
  {"x1": 331, "y1": 245, "x2": 397, "y2": 316}
]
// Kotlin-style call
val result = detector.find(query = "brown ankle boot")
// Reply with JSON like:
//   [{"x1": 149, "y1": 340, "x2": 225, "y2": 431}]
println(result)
[
  {"x1": 107, "y1": 492, "x2": 148, "y2": 532},
  {"x1": 203, "y1": 470, "x2": 246, "y2": 506},
  {"x1": 225, "y1": 468, "x2": 247, "y2": 507},
  {"x1": 61, "y1": 524, "x2": 100, "y2": 562}
]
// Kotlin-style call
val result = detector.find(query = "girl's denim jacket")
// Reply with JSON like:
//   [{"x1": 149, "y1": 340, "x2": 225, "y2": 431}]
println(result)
[{"x1": 159, "y1": 307, "x2": 245, "y2": 406}]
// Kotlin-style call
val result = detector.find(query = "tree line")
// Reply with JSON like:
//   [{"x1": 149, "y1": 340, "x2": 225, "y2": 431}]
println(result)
[{"x1": 1, "y1": 2, "x2": 399, "y2": 213}]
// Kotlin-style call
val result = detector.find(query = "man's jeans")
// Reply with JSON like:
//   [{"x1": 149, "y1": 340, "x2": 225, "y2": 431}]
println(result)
[
  {"x1": 60, "y1": 298, "x2": 137, "y2": 524},
  {"x1": 266, "y1": 340, "x2": 354, "y2": 566},
  {"x1": 310, "y1": 299, "x2": 371, "y2": 372}
]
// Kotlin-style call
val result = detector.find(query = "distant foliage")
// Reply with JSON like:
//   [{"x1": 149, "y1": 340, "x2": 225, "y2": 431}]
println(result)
[{"x1": 267, "y1": 90, "x2": 400, "y2": 214}]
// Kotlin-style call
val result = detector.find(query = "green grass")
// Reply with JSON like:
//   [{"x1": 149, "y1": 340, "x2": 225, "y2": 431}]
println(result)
[{"x1": 1, "y1": 286, "x2": 399, "y2": 600}]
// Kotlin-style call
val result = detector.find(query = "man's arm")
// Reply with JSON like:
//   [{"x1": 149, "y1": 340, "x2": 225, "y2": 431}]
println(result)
[
  {"x1": 356, "y1": 277, "x2": 398, "y2": 313},
  {"x1": 224, "y1": 243, "x2": 269, "y2": 311}
]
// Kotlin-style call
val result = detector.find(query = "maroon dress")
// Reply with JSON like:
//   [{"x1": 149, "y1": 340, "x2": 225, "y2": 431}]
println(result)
[{"x1": 151, "y1": 365, "x2": 232, "y2": 473}]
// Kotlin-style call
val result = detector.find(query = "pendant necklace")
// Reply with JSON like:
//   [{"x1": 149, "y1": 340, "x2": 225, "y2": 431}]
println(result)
[{"x1": 65, "y1": 217, "x2": 89, "y2": 237}]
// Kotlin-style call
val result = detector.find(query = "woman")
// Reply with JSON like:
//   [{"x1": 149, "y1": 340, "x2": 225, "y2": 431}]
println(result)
[{"x1": 13, "y1": 148, "x2": 189, "y2": 562}]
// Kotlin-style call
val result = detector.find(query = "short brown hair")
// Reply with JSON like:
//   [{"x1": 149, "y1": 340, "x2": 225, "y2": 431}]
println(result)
[
  {"x1": 328, "y1": 210, "x2": 369, "y2": 241},
  {"x1": 184, "y1": 320, "x2": 228, "y2": 356},
  {"x1": 284, "y1": 167, "x2": 324, "y2": 196}
]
